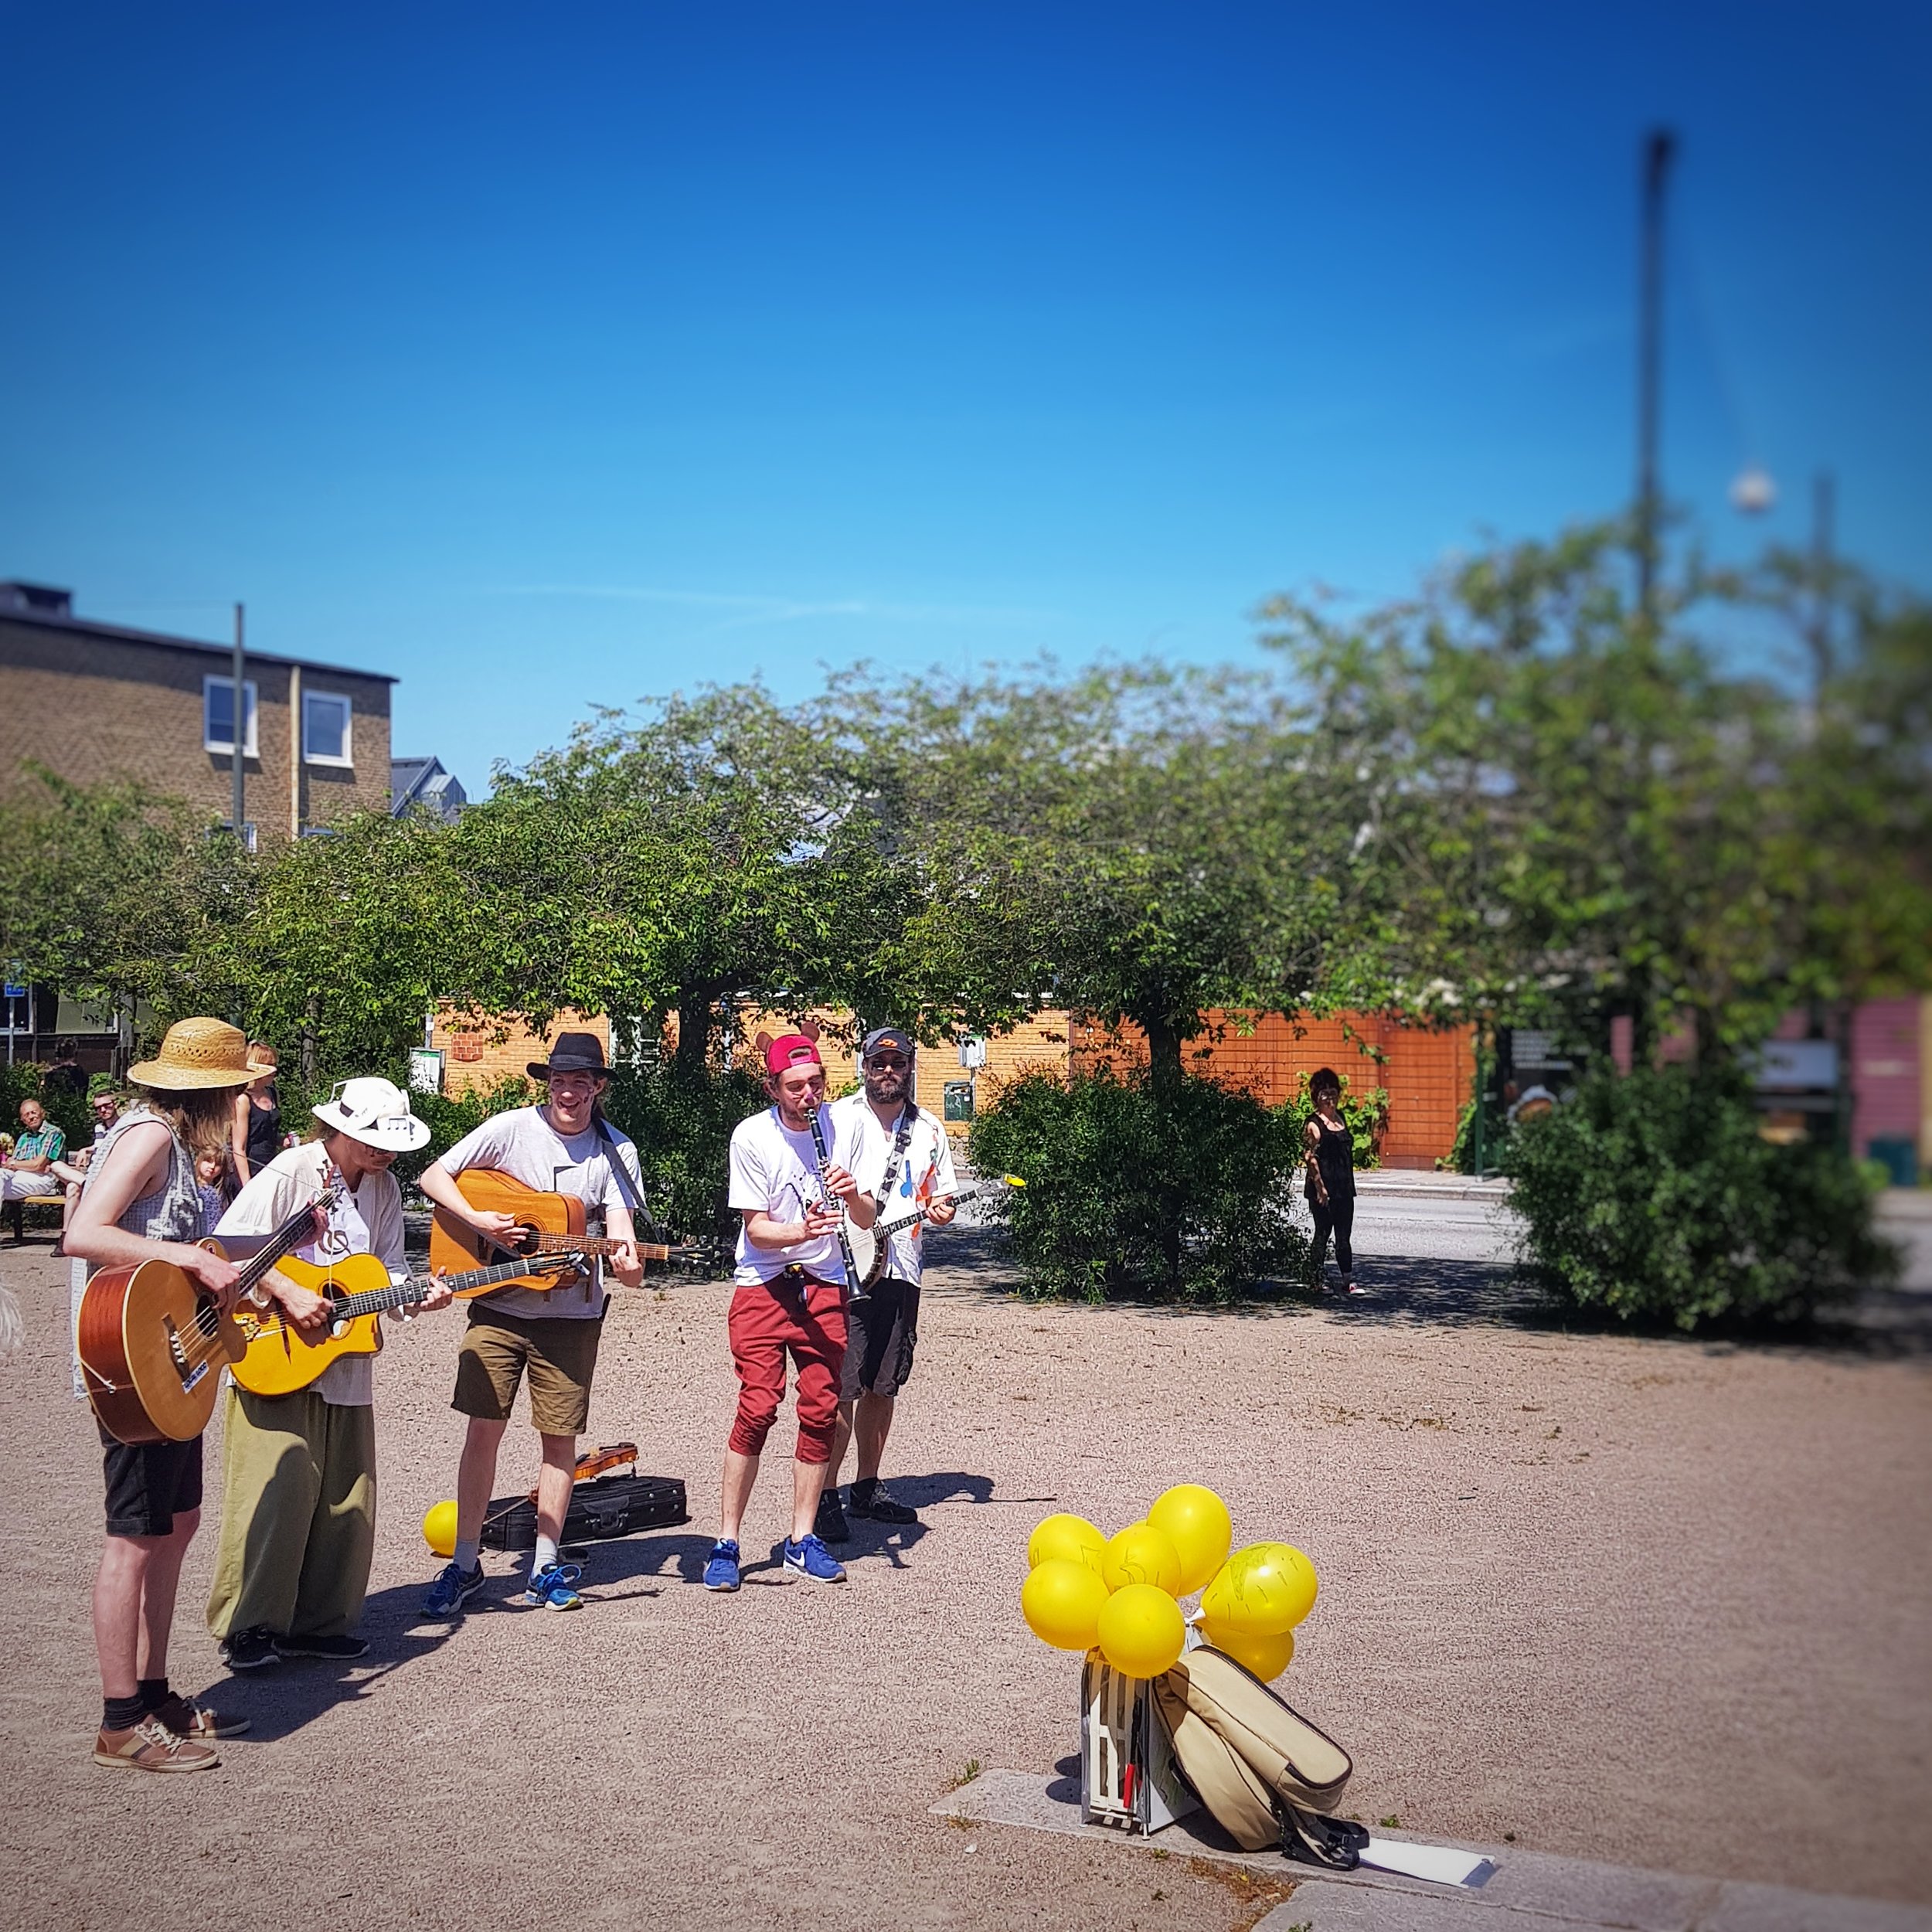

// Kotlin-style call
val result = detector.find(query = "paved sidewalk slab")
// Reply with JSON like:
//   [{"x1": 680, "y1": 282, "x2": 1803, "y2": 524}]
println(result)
[{"x1": 933, "y1": 1770, "x2": 1932, "y2": 1932}]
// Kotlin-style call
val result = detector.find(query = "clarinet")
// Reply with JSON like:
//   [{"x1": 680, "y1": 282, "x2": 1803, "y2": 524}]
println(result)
[{"x1": 805, "y1": 1103, "x2": 866, "y2": 1301}]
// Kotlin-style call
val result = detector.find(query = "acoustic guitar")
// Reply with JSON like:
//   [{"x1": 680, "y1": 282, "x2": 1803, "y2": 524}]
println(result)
[
  {"x1": 428, "y1": 1169, "x2": 714, "y2": 1288},
  {"x1": 230, "y1": 1250, "x2": 583, "y2": 1397},
  {"x1": 78, "y1": 1185, "x2": 338, "y2": 1445}
]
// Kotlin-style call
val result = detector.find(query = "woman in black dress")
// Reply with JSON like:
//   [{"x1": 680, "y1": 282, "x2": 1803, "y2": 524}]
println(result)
[
  {"x1": 1303, "y1": 1067, "x2": 1359, "y2": 1294},
  {"x1": 230, "y1": 1042, "x2": 283, "y2": 1185}
]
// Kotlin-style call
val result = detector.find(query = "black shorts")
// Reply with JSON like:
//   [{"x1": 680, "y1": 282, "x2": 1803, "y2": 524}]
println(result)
[
  {"x1": 100, "y1": 1423, "x2": 203, "y2": 1539},
  {"x1": 840, "y1": 1279, "x2": 920, "y2": 1400}
]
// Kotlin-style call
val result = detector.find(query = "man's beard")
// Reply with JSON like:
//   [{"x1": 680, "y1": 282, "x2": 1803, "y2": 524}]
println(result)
[{"x1": 866, "y1": 1070, "x2": 909, "y2": 1107}]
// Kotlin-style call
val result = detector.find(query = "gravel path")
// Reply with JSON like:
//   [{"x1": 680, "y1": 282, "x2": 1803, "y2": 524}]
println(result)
[{"x1": 4, "y1": 1229, "x2": 1928, "y2": 1930}]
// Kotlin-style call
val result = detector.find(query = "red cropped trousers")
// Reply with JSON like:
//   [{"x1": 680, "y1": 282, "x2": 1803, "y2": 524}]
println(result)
[{"x1": 726, "y1": 1275, "x2": 848, "y2": 1464}]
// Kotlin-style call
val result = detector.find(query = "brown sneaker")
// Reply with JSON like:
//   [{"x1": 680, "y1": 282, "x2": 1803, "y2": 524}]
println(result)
[
  {"x1": 94, "y1": 1717, "x2": 220, "y2": 1772},
  {"x1": 153, "y1": 1693, "x2": 250, "y2": 1740}
]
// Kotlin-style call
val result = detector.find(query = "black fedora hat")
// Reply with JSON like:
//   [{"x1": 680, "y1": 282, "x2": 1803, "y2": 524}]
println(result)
[{"x1": 526, "y1": 1030, "x2": 615, "y2": 1081}]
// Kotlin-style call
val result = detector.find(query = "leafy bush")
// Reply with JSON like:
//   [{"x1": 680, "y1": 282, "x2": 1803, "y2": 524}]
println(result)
[
  {"x1": 968, "y1": 1067, "x2": 1307, "y2": 1302},
  {"x1": 1504, "y1": 1065, "x2": 1899, "y2": 1328},
  {"x1": 1278, "y1": 1070, "x2": 1388, "y2": 1169},
  {"x1": 604, "y1": 1063, "x2": 767, "y2": 1248}
]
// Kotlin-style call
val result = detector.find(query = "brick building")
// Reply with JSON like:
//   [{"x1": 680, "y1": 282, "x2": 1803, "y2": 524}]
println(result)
[
  {"x1": 423, "y1": 999, "x2": 1474, "y2": 1165},
  {"x1": 0, "y1": 581, "x2": 396, "y2": 842}
]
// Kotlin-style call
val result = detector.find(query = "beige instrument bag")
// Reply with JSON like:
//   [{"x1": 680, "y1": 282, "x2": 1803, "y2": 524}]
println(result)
[{"x1": 1151, "y1": 1648, "x2": 1355, "y2": 1852}]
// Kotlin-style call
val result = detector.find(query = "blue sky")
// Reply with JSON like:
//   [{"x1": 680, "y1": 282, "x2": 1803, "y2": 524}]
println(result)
[{"x1": 4, "y1": 2, "x2": 1926, "y2": 793}]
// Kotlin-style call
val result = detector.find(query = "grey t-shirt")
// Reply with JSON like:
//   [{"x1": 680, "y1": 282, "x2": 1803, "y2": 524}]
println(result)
[{"x1": 434, "y1": 1107, "x2": 644, "y2": 1320}]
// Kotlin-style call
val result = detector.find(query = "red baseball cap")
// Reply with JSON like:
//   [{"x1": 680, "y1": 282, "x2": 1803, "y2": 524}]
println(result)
[{"x1": 764, "y1": 1033, "x2": 823, "y2": 1077}]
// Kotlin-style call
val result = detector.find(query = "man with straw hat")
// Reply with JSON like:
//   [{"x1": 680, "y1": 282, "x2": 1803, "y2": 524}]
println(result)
[
  {"x1": 67, "y1": 1018, "x2": 321, "y2": 1774},
  {"x1": 207, "y1": 1076, "x2": 451, "y2": 1672}
]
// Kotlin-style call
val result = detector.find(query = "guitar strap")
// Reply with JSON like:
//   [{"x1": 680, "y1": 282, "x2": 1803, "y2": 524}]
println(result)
[
  {"x1": 872, "y1": 1104, "x2": 919, "y2": 1215},
  {"x1": 595, "y1": 1117, "x2": 656, "y2": 1236}
]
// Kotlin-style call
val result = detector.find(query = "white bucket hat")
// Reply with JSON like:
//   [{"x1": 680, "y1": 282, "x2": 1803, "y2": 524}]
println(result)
[{"x1": 312, "y1": 1077, "x2": 431, "y2": 1153}]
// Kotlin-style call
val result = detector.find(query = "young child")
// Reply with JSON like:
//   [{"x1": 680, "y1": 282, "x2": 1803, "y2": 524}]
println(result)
[{"x1": 193, "y1": 1148, "x2": 233, "y2": 1236}]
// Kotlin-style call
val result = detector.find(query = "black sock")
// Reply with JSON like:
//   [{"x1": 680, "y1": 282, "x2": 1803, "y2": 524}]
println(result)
[
  {"x1": 852, "y1": 1477, "x2": 877, "y2": 1505},
  {"x1": 138, "y1": 1676, "x2": 171, "y2": 1712},
  {"x1": 104, "y1": 1692, "x2": 148, "y2": 1732}
]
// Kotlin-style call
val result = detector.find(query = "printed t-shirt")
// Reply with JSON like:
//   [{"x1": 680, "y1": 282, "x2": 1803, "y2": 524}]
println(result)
[
  {"x1": 728, "y1": 1104, "x2": 862, "y2": 1287},
  {"x1": 828, "y1": 1096, "x2": 957, "y2": 1287},
  {"x1": 435, "y1": 1106, "x2": 645, "y2": 1321},
  {"x1": 216, "y1": 1139, "x2": 406, "y2": 1406}
]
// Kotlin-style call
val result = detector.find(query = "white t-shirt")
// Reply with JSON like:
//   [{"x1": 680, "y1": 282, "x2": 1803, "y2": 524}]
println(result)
[
  {"x1": 830, "y1": 1096, "x2": 958, "y2": 1287},
  {"x1": 728, "y1": 1104, "x2": 862, "y2": 1287},
  {"x1": 216, "y1": 1140, "x2": 406, "y2": 1407},
  {"x1": 436, "y1": 1107, "x2": 645, "y2": 1321}
]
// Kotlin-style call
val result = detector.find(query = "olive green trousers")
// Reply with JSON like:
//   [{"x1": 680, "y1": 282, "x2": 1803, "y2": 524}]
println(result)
[{"x1": 206, "y1": 1384, "x2": 376, "y2": 1641}]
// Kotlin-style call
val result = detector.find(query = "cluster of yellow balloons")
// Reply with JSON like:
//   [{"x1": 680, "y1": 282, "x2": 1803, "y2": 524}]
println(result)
[{"x1": 1021, "y1": 1484, "x2": 1318, "y2": 1682}]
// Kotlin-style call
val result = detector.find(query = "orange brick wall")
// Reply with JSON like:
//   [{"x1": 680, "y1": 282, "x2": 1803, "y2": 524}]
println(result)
[
  {"x1": 431, "y1": 1008, "x2": 609, "y2": 1095},
  {"x1": 430, "y1": 1000, "x2": 1471, "y2": 1165},
  {"x1": 1069, "y1": 1009, "x2": 1475, "y2": 1168}
]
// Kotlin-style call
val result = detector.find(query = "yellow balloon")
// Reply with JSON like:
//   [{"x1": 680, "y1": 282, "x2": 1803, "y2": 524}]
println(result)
[
  {"x1": 1200, "y1": 1541, "x2": 1318, "y2": 1636},
  {"x1": 1102, "y1": 1520, "x2": 1184, "y2": 1596},
  {"x1": 1148, "y1": 1484, "x2": 1233, "y2": 1595},
  {"x1": 1096, "y1": 1583, "x2": 1187, "y2": 1679},
  {"x1": 1022, "y1": 1557, "x2": 1112, "y2": 1651},
  {"x1": 1204, "y1": 1617, "x2": 1295, "y2": 1680},
  {"x1": 1028, "y1": 1512, "x2": 1107, "y2": 1580},
  {"x1": 422, "y1": 1499, "x2": 459, "y2": 1559}
]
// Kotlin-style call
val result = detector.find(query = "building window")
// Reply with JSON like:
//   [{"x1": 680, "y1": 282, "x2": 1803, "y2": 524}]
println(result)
[
  {"x1": 203, "y1": 676, "x2": 259, "y2": 757},
  {"x1": 216, "y1": 820, "x2": 260, "y2": 853},
  {"x1": 303, "y1": 690, "x2": 353, "y2": 767}
]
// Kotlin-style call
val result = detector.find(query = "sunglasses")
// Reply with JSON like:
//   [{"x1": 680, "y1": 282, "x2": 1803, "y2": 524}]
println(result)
[{"x1": 865, "y1": 1054, "x2": 910, "y2": 1071}]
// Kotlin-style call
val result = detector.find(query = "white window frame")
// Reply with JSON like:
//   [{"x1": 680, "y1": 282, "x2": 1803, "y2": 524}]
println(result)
[
  {"x1": 303, "y1": 689, "x2": 354, "y2": 767},
  {"x1": 202, "y1": 675, "x2": 259, "y2": 757},
  {"x1": 216, "y1": 820, "x2": 260, "y2": 853}
]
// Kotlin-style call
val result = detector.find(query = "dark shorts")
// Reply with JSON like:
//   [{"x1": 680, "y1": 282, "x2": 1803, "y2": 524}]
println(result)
[
  {"x1": 840, "y1": 1279, "x2": 920, "y2": 1400},
  {"x1": 100, "y1": 1424, "x2": 203, "y2": 1539},
  {"x1": 454, "y1": 1306, "x2": 603, "y2": 1437}
]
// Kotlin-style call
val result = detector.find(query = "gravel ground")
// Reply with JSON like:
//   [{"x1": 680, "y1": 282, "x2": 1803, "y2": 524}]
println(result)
[{"x1": 3, "y1": 1228, "x2": 1928, "y2": 1931}]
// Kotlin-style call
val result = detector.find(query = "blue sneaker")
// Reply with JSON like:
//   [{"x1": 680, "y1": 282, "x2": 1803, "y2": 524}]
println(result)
[
  {"x1": 704, "y1": 1539, "x2": 742, "y2": 1591},
  {"x1": 420, "y1": 1560, "x2": 485, "y2": 1621},
  {"x1": 522, "y1": 1562, "x2": 583, "y2": 1611},
  {"x1": 783, "y1": 1532, "x2": 846, "y2": 1583}
]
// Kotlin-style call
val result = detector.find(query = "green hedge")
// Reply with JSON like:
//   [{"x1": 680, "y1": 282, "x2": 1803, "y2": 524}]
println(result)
[
  {"x1": 1503, "y1": 1065, "x2": 1898, "y2": 1328},
  {"x1": 967, "y1": 1066, "x2": 1308, "y2": 1302},
  {"x1": 603, "y1": 1063, "x2": 766, "y2": 1248}
]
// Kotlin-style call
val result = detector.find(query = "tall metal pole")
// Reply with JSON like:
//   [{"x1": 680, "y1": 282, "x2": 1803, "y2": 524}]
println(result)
[
  {"x1": 231, "y1": 601, "x2": 246, "y2": 844},
  {"x1": 1636, "y1": 128, "x2": 1675, "y2": 628},
  {"x1": 1809, "y1": 469, "x2": 1835, "y2": 695}
]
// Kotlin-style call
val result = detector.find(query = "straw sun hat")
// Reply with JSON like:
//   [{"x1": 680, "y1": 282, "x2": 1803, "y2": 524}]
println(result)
[{"x1": 128, "y1": 1018, "x2": 272, "y2": 1091}]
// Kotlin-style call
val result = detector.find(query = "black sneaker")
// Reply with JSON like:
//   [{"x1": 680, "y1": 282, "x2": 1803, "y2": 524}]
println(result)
[
  {"x1": 815, "y1": 1487, "x2": 851, "y2": 1545},
  {"x1": 276, "y1": 1632, "x2": 369, "y2": 1661},
  {"x1": 221, "y1": 1626, "x2": 281, "y2": 1672},
  {"x1": 850, "y1": 1484, "x2": 917, "y2": 1525}
]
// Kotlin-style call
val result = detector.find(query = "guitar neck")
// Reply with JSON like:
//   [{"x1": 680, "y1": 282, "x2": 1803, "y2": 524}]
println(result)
[
  {"x1": 233, "y1": 1187, "x2": 340, "y2": 1298},
  {"x1": 873, "y1": 1183, "x2": 986, "y2": 1242},
  {"x1": 526, "y1": 1234, "x2": 685, "y2": 1261},
  {"x1": 328, "y1": 1257, "x2": 567, "y2": 1321}
]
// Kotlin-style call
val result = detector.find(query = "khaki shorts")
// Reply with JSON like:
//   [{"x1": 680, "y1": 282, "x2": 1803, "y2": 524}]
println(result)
[{"x1": 453, "y1": 1308, "x2": 602, "y2": 1437}]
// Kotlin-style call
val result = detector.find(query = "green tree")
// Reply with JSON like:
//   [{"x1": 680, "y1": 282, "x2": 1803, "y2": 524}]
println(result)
[
  {"x1": 1260, "y1": 522, "x2": 1930, "y2": 1067},
  {"x1": 0, "y1": 767, "x2": 253, "y2": 1063},
  {"x1": 833, "y1": 661, "x2": 1388, "y2": 1094}
]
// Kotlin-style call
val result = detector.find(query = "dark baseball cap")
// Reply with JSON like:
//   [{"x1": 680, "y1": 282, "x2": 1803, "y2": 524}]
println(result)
[{"x1": 861, "y1": 1027, "x2": 916, "y2": 1063}]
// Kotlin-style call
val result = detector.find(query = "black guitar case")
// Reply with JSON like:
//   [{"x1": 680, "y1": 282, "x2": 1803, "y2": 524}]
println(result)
[{"x1": 480, "y1": 1469, "x2": 689, "y2": 1551}]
